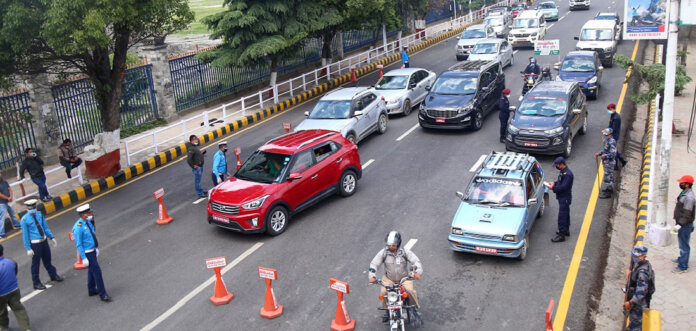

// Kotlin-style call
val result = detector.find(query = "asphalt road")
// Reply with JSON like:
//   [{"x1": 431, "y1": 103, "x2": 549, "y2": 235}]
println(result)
[{"x1": 1, "y1": 1, "x2": 636, "y2": 330}]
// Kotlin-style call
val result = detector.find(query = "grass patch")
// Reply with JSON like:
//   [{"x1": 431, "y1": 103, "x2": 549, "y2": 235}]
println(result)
[
  {"x1": 173, "y1": 0, "x2": 224, "y2": 35},
  {"x1": 120, "y1": 119, "x2": 168, "y2": 139}
]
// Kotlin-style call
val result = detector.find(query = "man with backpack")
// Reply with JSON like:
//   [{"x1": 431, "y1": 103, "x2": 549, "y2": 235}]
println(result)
[{"x1": 624, "y1": 245, "x2": 655, "y2": 331}]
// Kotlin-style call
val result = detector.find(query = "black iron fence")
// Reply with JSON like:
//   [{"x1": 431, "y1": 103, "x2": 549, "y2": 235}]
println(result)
[{"x1": 0, "y1": 90, "x2": 37, "y2": 170}]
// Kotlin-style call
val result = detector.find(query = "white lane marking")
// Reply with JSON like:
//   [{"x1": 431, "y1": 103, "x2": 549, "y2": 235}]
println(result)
[
  {"x1": 513, "y1": 50, "x2": 519, "y2": 55},
  {"x1": 404, "y1": 239, "x2": 418, "y2": 250},
  {"x1": 193, "y1": 197, "x2": 206, "y2": 204},
  {"x1": 362, "y1": 159, "x2": 375, "y2": 169},
  {"x1": 17, "y1": 284, "x2": 53, "y2": 305},
  {"x1": 141, "y1": 242, "x2": 264, "y2": 331},
  {"x1": 396, "y1": 123, "x2": 420, "y2": 142},
  {"x1": 558, "y1": 15, "x2": 565, "y2": 21},
  {"x1": 548, "y1": 23, "x2": 555, "y2": 29}
]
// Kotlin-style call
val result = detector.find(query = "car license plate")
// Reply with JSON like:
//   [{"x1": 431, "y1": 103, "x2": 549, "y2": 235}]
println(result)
[
  {"x1": 519, "y1": 39, "x2": 528, "y2": 42},
  {"x1": 212, "y1": 215, "x2": 230, "y2": 223},
  {"x1": 475, "y1": 246, "x2": 498, "y2": 254},
  {"x1": 436, "y1": 118, "x2": 445, "y2": 123},
  {"x1": 524, "y1": 142, "x2": 538, "y2": 147}
]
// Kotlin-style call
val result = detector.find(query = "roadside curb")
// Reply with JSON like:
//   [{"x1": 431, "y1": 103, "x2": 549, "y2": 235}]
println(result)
[{"x1": 32, "y1": 22, "x2": 477, "y2": 217}]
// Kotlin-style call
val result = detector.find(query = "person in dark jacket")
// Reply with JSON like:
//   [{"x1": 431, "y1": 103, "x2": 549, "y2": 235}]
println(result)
[
  {"x1": 0, "y1": 245, "x2": 31, "y2": 331},
  {"x1": 499, "y1": 89, "x2": 511, "y2": 142},
  {"x1": 624, "y1": 245, "x2": 653, "y2": 331},
  {"x1": 19, "y1": 148, "x2": 52, "y2": 202},
  {"x1": 547, "y1": 157, "x2": 574, "y2": 242},
  {"x1": 57, "y1": 138, "x2": 82, "y2": 178},
  {"x1": 673, "y1": 175, "x2": 695, "y2": 273},
  {"x1": 186, "y1": 135, "x2": 207, "y2": 198},
  {"x1": 607, "y1": 104, "x2": 627, "y2": 168}
]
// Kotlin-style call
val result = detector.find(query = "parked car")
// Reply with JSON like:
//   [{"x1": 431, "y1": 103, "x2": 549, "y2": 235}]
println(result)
[
  {"x1": 456, "y1": 24, "x2": 497, "y2": 60},
  {"x1": 418, "y1": 60, "x2": 505, "y2": 130},
  {"x1": 372, "y1": 68, "x2": 437, "y2": 116},
  {"x1": 511, "y1": 2, "x2": 529, "y2": 17},
  {"x1": 295, "y1": 87, "x2": 388, "y2": 144},
  {"x1": 535, "y1": 1, "x2": 559, "y2": 21},
  {"x1": 508, "y1": 10, "x2": 547, "y2": 48},
  {"x1": 569, "y1": 0, "x2": 590, "y2": 10},
  {"x1": 448, "y1": 151, "x2": 548, "y2": 260},
  {"x1": 594, "y1": 12, "x2": 623, "y2": 41},
  {"x1": 468, "y1": 39, "x2": 515, "y2": 67},
  {"x1": 555, "y1": 50, "x2": 604, "y2": 99},
  {"x1": 574, "y1": 19, "x2": 619, "y2": 67},
  {"x1": 484, "y1": 12, "x2": 512, "y2": 38},
  {"x1": 207, "y1": 130, "x2": 362, "y2": 235}
]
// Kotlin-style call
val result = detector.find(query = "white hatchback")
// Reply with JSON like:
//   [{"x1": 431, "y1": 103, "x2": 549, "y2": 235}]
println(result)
[
  {"x1": 372, "y1": 68, "x2": 436, "y2": 115},
  {"x1": 467, "y1": 39, "x2": 515, "y2": 67}
]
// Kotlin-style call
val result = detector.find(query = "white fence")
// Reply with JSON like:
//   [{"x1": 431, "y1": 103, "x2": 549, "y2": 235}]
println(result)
[
  {"x1": 9, "y1": 164, "x2": 83, "y2": 204},
  {"x1": 123, "y1": 2, "x2": 508, "y2": 166}
]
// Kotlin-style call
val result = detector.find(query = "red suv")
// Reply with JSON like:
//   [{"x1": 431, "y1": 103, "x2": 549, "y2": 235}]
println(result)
[{"x1": 207, "y1": 130, "x2": 362, "y2": 235}]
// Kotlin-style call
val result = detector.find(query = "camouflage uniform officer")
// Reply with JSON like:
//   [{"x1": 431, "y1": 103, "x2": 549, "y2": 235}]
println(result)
[
  {"x1": 624, "y1": 245, "x2": 654, "y2": 331},
  {"x1": 595, "y1": 128, "x2": 617, "y2": 199}
]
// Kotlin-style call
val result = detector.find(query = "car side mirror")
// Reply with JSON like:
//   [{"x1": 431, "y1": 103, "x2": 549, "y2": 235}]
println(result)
[
  {"x1": 354, "y1": 110, "x2": 364, "y2": 117},
  {"x1": 456, "y1": 191, "x2": 465, "y2": 200},
  {"x1": 573, "y1": 36, "x2": 579, "y2": 40},
  {"x1": 572, "y1": 108, "x2": 582, "y2": 114},
  {"x1": 409, "y1": 82, "x2": 417, "y2": 89},
  {"x1": 288, "y1": 173, "x2": 303, "y2": 181},
  {"x1": 528, "y1": 198, "x2": 538, "y2": 205},
  {"x1": 304, "y1": 111, "x2": 310, "y2": 116},
  {"x1": 598, "y1": 66, "x2": 604, "y2": 71}
]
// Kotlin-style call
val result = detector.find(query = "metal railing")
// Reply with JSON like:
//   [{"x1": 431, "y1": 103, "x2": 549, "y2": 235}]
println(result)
[
  {"x1": 9, "y1": 164, "x2": 84, "y2": 204},
  {"x1": 122, "y1": 1, "x2": 505, "y2": 166},
  {"x1": 0, "y1": 90, "x2": 38, "y2": 171}
]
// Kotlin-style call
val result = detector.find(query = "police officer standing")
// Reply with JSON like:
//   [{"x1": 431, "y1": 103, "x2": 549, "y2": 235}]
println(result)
[
  {"x1": 499, "y1": 88, "x2": 512, "y2": 143},
  {"x1": 20, "y1": 199, "x2": 62, "y2": 290},
  {"x1": 547, "y1": 157, "x2": 574, "y2": 243},
  {"x1": 72, "y1": 204, "x2": 111, "y2": 302},
  {"x1": 211, "y1": 141, "x2": 229, "y2": 186},
  {"x1": 607, "y1": 104, "x2": 627, "y2": 168},
  {"x1": 624, "y1": 245, "x2": 654, "y2": 331},
  {"x1": 595, "y1": 128, "x2": 617, "y2": 199}
]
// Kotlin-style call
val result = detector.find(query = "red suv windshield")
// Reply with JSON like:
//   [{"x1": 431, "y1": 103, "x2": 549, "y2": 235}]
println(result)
[{"x1": 235, "y1": 151, "x2": 292, "y2": 184}]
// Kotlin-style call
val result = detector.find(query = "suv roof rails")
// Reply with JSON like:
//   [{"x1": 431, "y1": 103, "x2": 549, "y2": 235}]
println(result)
[
  {"x1": 447, "y1": 60, "x2": 493, "y2": 72},
  {"x1": 470, "y1": 151, "x2": 531, "y2": 172}
]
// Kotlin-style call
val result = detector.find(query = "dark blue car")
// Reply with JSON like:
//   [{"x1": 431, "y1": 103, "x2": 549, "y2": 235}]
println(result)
[{"x1": 555, "y1": 51, "x2": 603, "y2": 99}]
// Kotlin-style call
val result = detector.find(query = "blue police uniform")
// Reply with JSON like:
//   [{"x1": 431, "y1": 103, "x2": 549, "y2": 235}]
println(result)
[
  {"x1": 599, "y1": 136, "x2": 617, "y2": 195},
  {"x1": 72, "y1": 217, "x2": 109, "y2": 299},
  {"x1": 499, "y1": 95, "x2": 510, "y2": 140},
  {"x1": 20, "y1": 211, "x2": 60, "y2": 287},
  {"x1": 609, "y1": 112, "x2": 626, "y2": 166},
  {"x1": 627, "y1": 260, "x2": 653, "y2": 330},
  {"x1": 211, "y1": 149, "x2": 227, "y2": 186},
  {"x1": 401, "y1": 50, "x2": 409, "y2": 68},
  {"x1": 552, "y1": 166, "x2": 574, "y2": 234}
]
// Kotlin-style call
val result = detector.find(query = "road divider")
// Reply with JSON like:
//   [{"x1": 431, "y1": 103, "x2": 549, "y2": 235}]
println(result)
[
  {"x1": 329, "y1": 278, "x2": 355, "y2": 331},
  {"x1": 153, "y1": 188, "x2": 173, "y2": 225},
  {"x1": 258, "y1": 267, "x2": 283, "y2": 319},
  {"x1": 206, "y1": 256, "x2": 235, "y2": 305}
]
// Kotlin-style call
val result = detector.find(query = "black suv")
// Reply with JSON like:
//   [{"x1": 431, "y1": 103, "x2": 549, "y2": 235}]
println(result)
[
  {"x1": 418, "y1": 61, "x2": 505, "y2": 130},
  {"x1": 504, "y1": 81, "x2": 588, "y2": 157}
]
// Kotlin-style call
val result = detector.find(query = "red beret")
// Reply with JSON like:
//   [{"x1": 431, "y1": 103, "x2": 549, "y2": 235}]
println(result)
[
  {"x1": 607, "y1": 103, "x2": 616, "y2": 109},
  {"x1": 502, "y1": 89, "x2": 511, "y2": 95}
]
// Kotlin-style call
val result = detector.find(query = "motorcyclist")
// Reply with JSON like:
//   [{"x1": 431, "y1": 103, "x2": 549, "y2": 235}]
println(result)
[
  {"x1": 521, "y1": 57, "x2": 541, "y2": 94},
  {"x1": 542, "y1": 66, "x2": 553, "y2": 81},
  {"x1": 369, "y1": 231, "x2": 423, "y2": 322}
]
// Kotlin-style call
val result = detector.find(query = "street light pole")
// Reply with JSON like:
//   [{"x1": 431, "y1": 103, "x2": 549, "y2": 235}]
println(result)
[{"x1": 454, "y1": 0, "x2": 457, "y2": 19}]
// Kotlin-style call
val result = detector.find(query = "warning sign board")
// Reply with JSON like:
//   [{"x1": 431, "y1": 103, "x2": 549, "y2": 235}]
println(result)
[{"x1": 534, "y1": 40, "x2": 560, "y2": 56}]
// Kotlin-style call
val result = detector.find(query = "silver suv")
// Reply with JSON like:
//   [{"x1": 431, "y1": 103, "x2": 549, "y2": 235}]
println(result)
[
  {"x1": 456, "y1": 24, "x2": 497, "y2": 60},
  {"x1": 295, "y1": 87, "x2": 388, "y2": 144},
  {"x1": 372, "y1": 68, "x2": 436, "y2": 115}
]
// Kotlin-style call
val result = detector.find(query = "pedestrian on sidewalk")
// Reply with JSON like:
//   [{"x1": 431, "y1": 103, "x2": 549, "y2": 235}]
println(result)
[
  {"x1": 499, "y1": 89, "x2": 511, "y2": 142},
  {"x1": 624, "y1": 245, "x2": 655, "y2": 331},
  {"x1": 72, "y1": 204, "x2": 111, "y2": 302},
  {"x1": 211, "y1": 141, "x2": 229, "y2": 186},
  {"x1": 0, "y1": 245, "x2": 30, "y2": 331},
  {"x1": 606, "y1": 104, "x2": 627, "y2": 169},
  {"x1": 0, "y1": 173, "x2": 21, "y2": 239},
  {"x1": 547, "y1": 157, "x2": 574, "y2": 243},
  {"x1": 186, "y1": 135, "x2": 207, "y2": 198},
  {"x1": 19, "y1": 148, "x2": 52, "y2": 202},
  {"x1": 401, "y1": 46, "x2": 410, "y2": 68},
  {"x1": 672, "y1": 175, "x2": 694, "y2": 274},
  {"x1": 57, "y1": 138, "x2": 82, "y2": 179},
  {"x1": 595, "y1": 128, "x2": 617, "y2": 199},
  {"x1": 20, "y1": 199, "x2": 63, "y2": 290}
]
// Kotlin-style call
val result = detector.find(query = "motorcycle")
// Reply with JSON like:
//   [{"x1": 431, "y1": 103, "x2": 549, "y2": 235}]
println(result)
[
  {"x1": 520, "y1": 72, "x2": 540, "y2": 100},
  {"x1": 374, "y1": 276, "x2": 423, "y2": 330}
]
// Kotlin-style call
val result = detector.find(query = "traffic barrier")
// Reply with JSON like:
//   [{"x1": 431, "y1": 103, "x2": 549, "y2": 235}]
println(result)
[
  {"x1": 377, "y1": 64, "x2": 383, "y2": 79},
  {"x1": 258, "y1": 267, "x2": 283, "y2": 319},
  {"x1": 206, "y1": 256, "x2": 234, "y2": 305},
  {"x1": 282, "y1": 122, "x2": 292, "y2": 133},
  {"x1": 545, "y1": 299, "x2": 555, "y2": 331},
  {"x1": 153, "y1": 188, "x2": 173, "y2": 225},
  {"x1": 329, "y1": 278, "x2": 355, "y2": 331},
  {"x1": 234, "y1": 147, "x2": 242, "y2": 171},
  {"x1": 68, "y1": 232, "x2": 87, "y2": 270}
]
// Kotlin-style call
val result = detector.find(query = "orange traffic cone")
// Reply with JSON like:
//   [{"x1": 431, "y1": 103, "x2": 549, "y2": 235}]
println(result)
[
  {"x1": 377, "y1": 64, "x2": 384, "y2": 79},
  {"x1": 260, "y1": 278, "x2": 283, "y2": 319},
  {"x1": 155, "y1": 196, "x2": 173, "y2": 225},
  {"x1": 68, "y1": 232, "x2": 87, "y2": 270},
  {"x1": 330, "y1": 279, "x2": 355, "y2": 331},
  {"x1": 210, "y1": 266, "x2": 234, "y2": 305},
  {"x1": 350, "y1": 66, "x2": 357, "y2": 87}
]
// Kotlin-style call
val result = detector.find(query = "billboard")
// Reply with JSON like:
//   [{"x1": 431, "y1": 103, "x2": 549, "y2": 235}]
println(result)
[
  {"x1": 681, "y1": 0, "x2": 696, "y2": 25},
  {"x1": 624, "y1": 0, "x2": 669, "y2": 39}
]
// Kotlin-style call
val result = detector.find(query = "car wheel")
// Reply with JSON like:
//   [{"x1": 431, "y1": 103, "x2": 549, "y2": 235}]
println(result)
[
  {"x1": 470, "y1": 110, "x2": 483, "y2": 131},
  {"x1": 563, "y1": 138, "x2": 573, "y2": 157},
  {"x1": 517, "y1": 233, "x2": 529, "y2": 260},
  {"x1": 346, "y1": 133, "x2": 356, "y2": 144},
  {"x1": 537, "y1": 198, "x2": 545, "y2": 218},
  {"x1": 265, "y1": 205, "x2": 289, "y2": 236},
  {"x1": 580, "y1": 114, "x2": 588, "y2": 135},
  {"x1": 402, "y1": 99, "x2": 412, "y2": 116},
  {"x1": 339, "y1": 170, "x2": 357, "y2": 197},
  {"x1": 593, "y1": 85, "x2": 600, "y2": 100},
  {"x1": 377, "y1": 113, "x2": 388, "y2": 134}
]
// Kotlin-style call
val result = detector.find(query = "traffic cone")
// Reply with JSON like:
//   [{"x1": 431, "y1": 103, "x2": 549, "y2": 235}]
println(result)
[
  {"x1": 236, "y1": 157, "x2": 242, "y2": 171},
  {"x1": 210, "y1": 267, "x2": 234, "y2": 305},
  {"x1": 330, "y1": 291, "x2": 355, "y2": 331},
  {"x1": 260, "y1": 278, "x2": 283, "y2": 319},
  {"x1": 350, "y1": 66, "x2": 357, "y2": 87},
  {"x1": 155, "y1": 197, "x2": 173, "y2": 225},
  {"x1": 74, "y1": 251, "x2": 87, "y2": 270},
  {"x1": 377, "y1": 64, "x2": 384, "y2": 79}
]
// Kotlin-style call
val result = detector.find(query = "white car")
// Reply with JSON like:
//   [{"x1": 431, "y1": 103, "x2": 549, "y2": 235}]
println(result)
[
  {"x1": 372, "y1": 68, "x2": 436, "y2": 115},
  {"x1": 485, "y1": 12, "x2": 512, "y2": 38},
  {"x1": 508, "y1": 10, "x2": 547, "y2": 48},
  {"x1": 468, "y1": 39, "x2": 515, "y2": 67},
  {"x1": 456, "y1": 24, "x2": 497, "y2": 60}
]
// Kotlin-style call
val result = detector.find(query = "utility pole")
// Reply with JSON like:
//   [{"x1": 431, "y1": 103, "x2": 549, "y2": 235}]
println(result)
[
  {"x1": 650, "y1": 0, "x2": 679, "y2": 246},
  {"x1": 454, "y1": 0, "x2": 457, "y2": 20}
]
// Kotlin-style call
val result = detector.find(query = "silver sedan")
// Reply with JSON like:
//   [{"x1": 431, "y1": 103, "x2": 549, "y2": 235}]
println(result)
[
  {"x1": 371, "y1": 68, "x2": 436, "y2": 116},
  {"x1": 467, "y1": 39, "x2": 515, "y2": 67}
]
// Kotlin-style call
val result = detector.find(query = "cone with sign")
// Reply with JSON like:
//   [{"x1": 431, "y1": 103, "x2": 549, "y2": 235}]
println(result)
[
  {"x1": 68, "y1": 232, "x2": 87, "y2": 270},
  {"x1": 260, "y1": 278, "x2": 283, "y2": 318},
  {"x1": 350, "y1": 66, "x2": 357, "y2": 87},
  {"x1": 210, "y1": 267, "x2": 234, "y2": 305},
  {"x1": 330, "y1": 278, "x2": 355, "y2": 331},
  {"x1": 154, "y1": 189, "x2": 173, "y2": 225}
]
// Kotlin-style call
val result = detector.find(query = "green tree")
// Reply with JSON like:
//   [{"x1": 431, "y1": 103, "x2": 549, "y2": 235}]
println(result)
[{"x1": 615, "y1": 54, "x2": 692, "y2": 104}]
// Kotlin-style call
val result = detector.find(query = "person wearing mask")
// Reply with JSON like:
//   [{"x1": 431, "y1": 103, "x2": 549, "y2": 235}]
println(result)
[
  {"x1": 20, "y1": 199, "x2": 63, "y2": 290},
  {"x1": 624, "y1": 245, "x2": 655, "y2": 331},
  {"x1": 606, "y1": 104, "x2": 627, "y2": 168},
  {"x1": 547, "y1": 157, "x2": 574, "y2": 242},
  {"x1": 0, "y1": 172, "x2": 21, "y2": 239},
  {"x1": 595, "y1": 128, "x2": 617, "y2": 199},
  {"x1": 499, "y1": 88, "x2": 512, "y2": 143},
  {"x1": 673, "y1": 175, "x2": 695, "y2": 273},
  {"x1": 0, "y1": 245, "x2": 31, "y2": 331},
  {"x1": 211, "y1": 141, "x2": 229, "y2": 186},
  {"x1": 186, "y1": 135, "x2": 207, "y2": 198},
  {"x1": 19, "y1": 148, "x2": 52, "y2": 202},
  {"x1": 72, "y1": 204, "x2": 111, "y2": 302},
  {"x1": 523, "y1": 57, "x2": 541, "y2": 75},
  {"x1": 57, "y1": 138, "x2": 83, "y2": 179},
  {"x1": 401, "y1": 46, "x2": 410, "y2": 68}
]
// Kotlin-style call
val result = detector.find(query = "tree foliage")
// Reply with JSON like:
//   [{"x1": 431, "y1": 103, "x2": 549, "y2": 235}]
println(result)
[{"x1": 615, "y1": 54, "x2": 692, "y2": 104}]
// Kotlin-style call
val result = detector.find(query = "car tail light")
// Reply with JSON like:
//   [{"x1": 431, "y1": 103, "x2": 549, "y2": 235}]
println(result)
[{"x1": 381, "y1": 96, "x2": 385, "y2": 101}]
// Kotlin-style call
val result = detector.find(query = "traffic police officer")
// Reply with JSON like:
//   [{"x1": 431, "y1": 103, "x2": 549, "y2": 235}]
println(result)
[
  {"x1": 548, "y1": 157, "x2": 574, "y2": 242},
  {"x1": 20, "y1": 199, "x2": 63, "y2": 289},
  {"x1": 499, "y1": 88, "x2": 512, "y2": 142},
  {"x1": 607, "y1": 104, "x2": 627, "y2": 168},
  {"x1": 72, "y1": 204, "x2": 111, "y2": 302},
  {"x1": 625, "y1": 245, "x2": 654, "y2": 331},
  {"x1": 595, "y1": 128, "x2": 617, "y2": 199},
  {"x1": 211, "y1": 141, "x2": 229, "y2": 186}
]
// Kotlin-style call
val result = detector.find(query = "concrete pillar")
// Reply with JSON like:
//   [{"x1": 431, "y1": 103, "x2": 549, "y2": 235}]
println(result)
[
  {"x1": 141, "y1": 45, "x2": 177, "y2": 122},
  {"x1": 25, "y1": 73, "x2": 61, "y2": 164}
]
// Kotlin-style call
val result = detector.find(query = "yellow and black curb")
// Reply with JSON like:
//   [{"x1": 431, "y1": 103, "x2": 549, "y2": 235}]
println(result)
[
  {"x1": 35, "y1": 22, "x2": 476, "y2": 216},
  {"x1": 634, "y1": 99, "x2": 655, "y2": 246}
]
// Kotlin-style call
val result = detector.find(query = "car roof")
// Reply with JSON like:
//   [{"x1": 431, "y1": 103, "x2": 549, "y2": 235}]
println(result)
[
  {"x1": 475, "y1": 38, "x2": 504, "y2": 45},
  {"x1": 383, "y1": 68, "x2": 424, "y2": 76},
  {"x1": 596, "y1": 12, "x2": 619, "y2": 17},
  {"x1": 517, "y1": 10, "x2": 542, "y2": 18},
  {"x1": 582, "y1": 19, "x2": 616, "y2": 29},
  {"x1": 537, "y1": 1, "x2": 556, "y2": 5},
  {"x1": 527, "y1": 81, "x2": 576, "y2": 97},
  {"x1": 472, "y1": 152, "x2": 536, "y2": 180},
  {"x1": 565, "y1": 50, "x2": 596, "y2": 58},
  {"x1": 447, "y1": 60, "x2": 496, "y2": 73},
  {"x1": 261, "y1": 130, "x2": 339, "y2": 154},
  {"x1": 320, "y1": 87, "x2": 370, "y2": 100},
  {"x1": 467, "y1": 24, "x2": 488, "y2": 31}
]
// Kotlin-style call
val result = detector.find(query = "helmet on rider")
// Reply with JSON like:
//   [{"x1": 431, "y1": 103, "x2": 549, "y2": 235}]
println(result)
[
  {"x1": 529, "y1": 57, "x2": 536, "y2": 64},
  {"x1": 385, "y1": 231, "x2": 402, "y2": 253}
]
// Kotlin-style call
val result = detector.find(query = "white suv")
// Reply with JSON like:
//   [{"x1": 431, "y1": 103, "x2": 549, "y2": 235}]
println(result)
[
  {"x1": 569, "y1": 0, "x2": 590, "y2": 10},
  {"x1": 508, "y1": 10, "x2": 547, "y2": 48}
]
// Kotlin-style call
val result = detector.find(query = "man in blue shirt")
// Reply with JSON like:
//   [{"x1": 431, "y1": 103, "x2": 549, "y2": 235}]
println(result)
[
  {"x1": 401, "y1": 46, "x2": 410, "y2": 68},
  {"x1": 0, "y1": 245, "x2": 30, "y2": 331},
  {"x1": 211, "y1": 141, "x2": 229, "y2": 186},
  {"x1": 72, "y1": 204, "x2": 111, "y2": 302},
  {"x1": 20, "y1": 199, "x2": 62, "y2": 290},
  {"x1": 548, "y1": 157, "x2": 574, "y2": 242}
]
